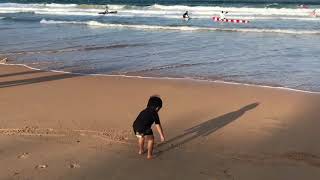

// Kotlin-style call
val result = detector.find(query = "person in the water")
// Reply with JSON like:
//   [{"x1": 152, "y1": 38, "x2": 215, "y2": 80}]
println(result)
[
  {"x1": 220, "y1": 11, "x2": 228, "y2": 19},
  {"x1": 104, "y1": 5, "x2": 109, "y2": 14},
  {"x1": 183, "y1": 11, "x2": 190, "y2": 19},
  {"x1": 99, "y1": 5, "x2": 117, "y2": 15}
]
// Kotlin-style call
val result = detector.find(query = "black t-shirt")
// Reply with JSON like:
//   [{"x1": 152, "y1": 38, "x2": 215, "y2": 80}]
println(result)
[
  {"x1": 183, "y1": 12, "x2": 188, "y2": 18},
  {"x1": 133, "y1": 108, "x2": 160, "y2": 132}
]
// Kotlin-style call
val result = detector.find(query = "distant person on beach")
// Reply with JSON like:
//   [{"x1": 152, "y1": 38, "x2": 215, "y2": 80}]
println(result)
[
  {"x1": 132, "y1": 95, "x2": 165, "y2": 159},
  {"x1": 220, "y1": 11, "x2": 228, "y2": 19},
  {"x1": 183, "y1": 11, "x2": 190, "y2": 19}
]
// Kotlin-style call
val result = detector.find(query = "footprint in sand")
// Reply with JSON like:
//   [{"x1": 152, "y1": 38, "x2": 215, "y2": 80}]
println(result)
[
  {"x1": 35, "y1": 164, "x2": 48, "y2": 169},
  {"x1": 68, "y1": 163, "x2": 80, "y2": 168},
  {"x1": 282, "y1": 151, "x2": 320, "y2": 167},
  {"x1": 17, "y1": 152, "x2": 29, "y2": 159}
]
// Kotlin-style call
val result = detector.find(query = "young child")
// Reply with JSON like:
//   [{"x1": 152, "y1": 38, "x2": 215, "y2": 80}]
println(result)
[{"x1": 132, "y1": 96, "x2": 165, "y2": 159}]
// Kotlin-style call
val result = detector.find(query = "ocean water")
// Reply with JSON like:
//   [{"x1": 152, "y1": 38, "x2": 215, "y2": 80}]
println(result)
[{"x1": 0, "y1": 0, "x2": 320, "y2": 92}]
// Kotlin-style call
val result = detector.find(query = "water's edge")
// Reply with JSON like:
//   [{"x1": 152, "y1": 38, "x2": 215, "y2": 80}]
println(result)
[{"x1": 1, "y1": 62, "x2": 319, "y2": 94}]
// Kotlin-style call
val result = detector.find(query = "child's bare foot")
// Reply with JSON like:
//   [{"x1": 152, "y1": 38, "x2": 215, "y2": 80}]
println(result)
[
  {"x1": 138, "y1": 149, "x2": 145, "y2": 155},
  {"x1": 147, "y1": 155, "x2": 153, "y2": 160}
]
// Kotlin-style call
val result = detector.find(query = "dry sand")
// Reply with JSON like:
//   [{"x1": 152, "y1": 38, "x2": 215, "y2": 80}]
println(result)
[{"x1": 1, "y1": 63, "x2": 320, "y2": 180}]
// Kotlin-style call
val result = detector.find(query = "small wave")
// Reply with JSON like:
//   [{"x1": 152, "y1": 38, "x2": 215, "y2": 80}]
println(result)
[
  {"x1": 45, "y1": 3, "x2": 77, "y2": 8},
  {"x1": 40, "y1": 19, "x2": 84, "y2": 25},
  {"x1": 40, "y1": 19, "x2": 197, "y2": 30},
  {"x1": 222, "y1": 28, "x2": 320, "y2": 34},
  {"x1": 249, "y1": 16, "x2": 320, "y2": 21},
  {"x1": 0, "y1": 43, "x2": 147, "y2": 56},
  {"x1": 149, "y1": 3, "x2": 314, "y2": 16},
  {"x1": 151, "y1": 4, "x2": 191, "y2": 10},
  {"x1": 0, "y1": 3, "x2": 318, "y2": 18},
  {"x1": 2, "y1": 62, "x2": 319, "y2": 94},
  {"x1": 125, "y1": 62, "x2": 217, "y2": 74},
  {"x1": 265, "y1": 3, "x2": 280, "y2": 8},
  {"x1": 40, "y1": 19, "x2": 320, "y2": 35},
  {"x1": 78, "y1": 4, "x2": 126, "y2": 10}
]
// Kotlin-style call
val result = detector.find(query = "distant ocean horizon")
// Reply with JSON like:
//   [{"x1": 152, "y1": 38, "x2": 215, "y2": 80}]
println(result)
[
  {"x1": 2, "y1": 0, "x2": 320, "y2": 6},
  {"x1": 1, "y1": 0, "x2": 320, "y2": 92}
]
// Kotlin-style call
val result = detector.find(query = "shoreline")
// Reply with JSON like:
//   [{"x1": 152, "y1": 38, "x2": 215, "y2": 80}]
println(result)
[{"x1": 1, "y1": 62, "x2": 319, "y2": 95}]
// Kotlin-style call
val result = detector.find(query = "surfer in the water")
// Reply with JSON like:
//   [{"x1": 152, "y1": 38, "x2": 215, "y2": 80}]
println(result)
[
  {"x1": 220, "y1": 11, "x2": 228, "y2": 20},
  {"x1": 183, "y1": 11, "x2": 190, "y2": 19},
  {"x1": 104, "y1": 5, "x2": 109, "y2": 14},
  {"x1": 99, "y1": 5, "x2": 117, "y2": 15}
]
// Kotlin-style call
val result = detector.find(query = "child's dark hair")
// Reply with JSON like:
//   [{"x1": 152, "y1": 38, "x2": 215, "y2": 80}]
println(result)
[{"x1": 147, "y1": 95, "x2": 162, "y2": 109}]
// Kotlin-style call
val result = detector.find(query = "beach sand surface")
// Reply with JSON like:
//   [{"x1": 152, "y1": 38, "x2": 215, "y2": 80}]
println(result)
[{"x1": 1, "y1": 64, "x2": 320, "y2": 180}]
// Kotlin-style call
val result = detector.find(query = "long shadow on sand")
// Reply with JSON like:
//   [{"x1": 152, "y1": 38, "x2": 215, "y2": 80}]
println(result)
[
  {"x1": 156, "y1": 103, "x2": 259, "y2": 156},
  {"x1": 0, "y1": 70, "x2": 44, "y2": 78},
  {"x1": 0, "y1": 73, "x2": 80, "y2": 88}
]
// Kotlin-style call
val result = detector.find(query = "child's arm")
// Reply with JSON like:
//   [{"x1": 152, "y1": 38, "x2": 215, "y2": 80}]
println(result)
[{"x1": 155, "y1": 124, "x2": 165, "y2": 142}]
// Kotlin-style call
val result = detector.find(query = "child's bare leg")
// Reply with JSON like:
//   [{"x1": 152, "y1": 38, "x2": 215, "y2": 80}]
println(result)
[
  {"x1": 138, "y1": 137, "x2": 145, "y2": 154},
  {"x1": 146, "y1": 135, "x2": 154, "y2": 159}
]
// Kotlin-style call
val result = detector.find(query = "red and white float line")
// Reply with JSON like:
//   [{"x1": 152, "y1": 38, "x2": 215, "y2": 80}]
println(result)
[{"x1": 212, "y1": 17, "x2": 249, "y2": 24}]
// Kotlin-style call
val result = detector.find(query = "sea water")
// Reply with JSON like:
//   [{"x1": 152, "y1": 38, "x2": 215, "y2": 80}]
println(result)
[{"x1": 0, "y1": 0, "x2": 319, "y2": 92}]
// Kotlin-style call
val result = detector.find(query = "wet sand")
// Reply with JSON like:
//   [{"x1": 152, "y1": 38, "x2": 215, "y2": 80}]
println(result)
[{"x1": 1, "y1": 63, "x2": 320, "y2": 180}]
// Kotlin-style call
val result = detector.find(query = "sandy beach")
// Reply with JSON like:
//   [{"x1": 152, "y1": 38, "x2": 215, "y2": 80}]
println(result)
[{"x1": 1, "y1": 63, "x2": 320, "y2": 180}]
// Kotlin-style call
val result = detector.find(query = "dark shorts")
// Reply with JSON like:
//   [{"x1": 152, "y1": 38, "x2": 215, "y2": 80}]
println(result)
[{"x1": 133, "y1": 128, "x2": 153, "y2": 138}]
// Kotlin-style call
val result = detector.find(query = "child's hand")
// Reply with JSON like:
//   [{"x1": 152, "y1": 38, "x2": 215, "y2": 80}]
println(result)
[{"x1": 160, "y1": 136, "x2": 165, "y2": 142}]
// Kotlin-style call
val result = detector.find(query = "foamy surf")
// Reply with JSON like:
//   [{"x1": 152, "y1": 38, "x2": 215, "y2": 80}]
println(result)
[
  {"x1": 0, "y1": 3, "x2": 319, "y2": 19},
  {"x1": 44, "y1": 3, "x2": 77, "y2": 8},
  {"x1": 40, "y1": 19, "x2": 320, "y2": 35},
  {"x1": 2, "y1": 2, "x2": 320, "y2": 93}
]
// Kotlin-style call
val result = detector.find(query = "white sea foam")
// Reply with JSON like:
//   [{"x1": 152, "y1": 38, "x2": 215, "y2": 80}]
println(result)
[
  {"x1": 40, "y1": 19, "x2": 83, "y2": 24},
  {"x1": 40, "y1": 19, "x2": 320, "y2": 35},
  {"x1": 0, "y1": 3, "x2": 319, "y2": 20},
  {"x1": 45, "y1": 3, "x2": 77, "y2": 8}
]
